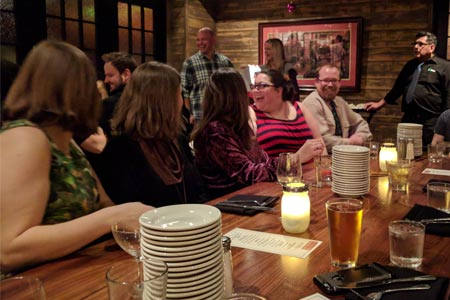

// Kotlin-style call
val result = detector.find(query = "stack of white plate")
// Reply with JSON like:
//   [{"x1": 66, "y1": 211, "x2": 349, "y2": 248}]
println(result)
[
  {"x1": 397, "y1": 123, "x2": 423, "y2": 157},
  {"x1": 331, "y1": 145, "x2": 370, "y2": 197},
  {"x1": 139, "y1": 204, "x2": 224, "y2": 300}
]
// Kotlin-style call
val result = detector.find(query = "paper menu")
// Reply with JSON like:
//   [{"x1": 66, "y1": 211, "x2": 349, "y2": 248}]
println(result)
[
  {"x1": 422, "y1": 168, "x2": 450, "y2": 176},
  {"x1": 225, "y1": 228, "x2": 322, "y2": 259}
]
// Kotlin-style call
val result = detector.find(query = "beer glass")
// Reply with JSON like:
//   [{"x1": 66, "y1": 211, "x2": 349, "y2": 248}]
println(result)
[{"x1": 326, "y1": 198, "x2": 363, "y2": 268}]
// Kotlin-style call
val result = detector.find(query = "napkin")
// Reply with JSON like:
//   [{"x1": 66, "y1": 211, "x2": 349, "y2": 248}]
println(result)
[
  {"x1": 214, "y1": 194, "x2": 278, "y2": 216},
  {"x1": 403, "y1": 204, "x2": 450, "y2": 237},
  {"x1": 345, "y1": 265, "x2": 449, "y2": 300}
]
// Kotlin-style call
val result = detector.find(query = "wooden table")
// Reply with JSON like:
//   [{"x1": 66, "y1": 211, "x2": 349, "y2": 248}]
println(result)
[{"x1": 17, "y1": 158, "x2": 450, "y2": 299}]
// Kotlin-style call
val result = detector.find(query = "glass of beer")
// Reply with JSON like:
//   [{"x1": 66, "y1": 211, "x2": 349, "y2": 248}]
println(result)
[{"x1": 326, "y1": 198, "x2": 363, "y2": 268}]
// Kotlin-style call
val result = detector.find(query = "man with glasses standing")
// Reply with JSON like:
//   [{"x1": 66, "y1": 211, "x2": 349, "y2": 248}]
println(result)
[
  {"x1": 303, "y1": 64, "x2": 372, "y2": 153},
  {"x1": 365, "y1": 31, "x2": 450, "y2": 147}
]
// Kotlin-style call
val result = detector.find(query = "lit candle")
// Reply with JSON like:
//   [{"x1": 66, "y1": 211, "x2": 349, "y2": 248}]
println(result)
[
  {"x1": 379, "y1": 142, "x2": 397, "y2": 172},
  {"x1": 281, "y1": 183, "x2": 310, "y2": 233}
]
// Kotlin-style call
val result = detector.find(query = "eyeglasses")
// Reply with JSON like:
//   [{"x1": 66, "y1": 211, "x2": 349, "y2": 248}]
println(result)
[
  {"x1": 411, "y1": 41, "x2": 429, "y2": 47},
  {"x1": 250, "y1": 83, "x2": 274, "y2": 90},
  {"x1": 318, "y1": 79, "x2": 340, "y2": 84}
]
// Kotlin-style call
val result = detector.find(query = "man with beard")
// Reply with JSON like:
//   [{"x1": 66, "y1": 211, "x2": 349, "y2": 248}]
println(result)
[
  {"x1": 303, "y1": 64, "x2": 372, "y2": 153},
  {"x1": 365, "y1": 32, "x2": 450, "y2": 147}
]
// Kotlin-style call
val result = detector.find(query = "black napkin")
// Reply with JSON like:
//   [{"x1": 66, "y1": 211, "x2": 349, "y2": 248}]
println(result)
[
  {"x1": 345, "y1": 265, "x2": 449, "y2": 300},
  {"x1": 403, "y1": 204, "x2": 450, "y2": 237},
  {"x1": 214, "y1": 194, "x2": 278, "y2": 216}
]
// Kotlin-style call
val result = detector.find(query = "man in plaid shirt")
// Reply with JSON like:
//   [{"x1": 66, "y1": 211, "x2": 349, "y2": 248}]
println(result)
[{"x1": 181, "y1": 27, "x2": 233, "y2": 123}]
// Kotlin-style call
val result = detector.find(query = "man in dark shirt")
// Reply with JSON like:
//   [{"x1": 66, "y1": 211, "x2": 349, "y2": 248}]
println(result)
[{"x1": 365, "y1": 31, "x2": 450, "y2": 147}]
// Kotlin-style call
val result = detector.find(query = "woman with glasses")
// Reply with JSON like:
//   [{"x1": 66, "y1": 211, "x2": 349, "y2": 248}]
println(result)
[
  {"x1": 192, "y1": 68, "x2": 323, "y2": 198},
  {"x1": 250, "y1": 69, "x2": 325, "y2": 158}
]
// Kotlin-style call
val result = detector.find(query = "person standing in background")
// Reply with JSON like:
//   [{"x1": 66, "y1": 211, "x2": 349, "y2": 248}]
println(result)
[
  {"x1": 365, "y1": 31, "x2": 450, "y2": 147},
  {"x1": 261, "y1": 38, "x2": 293, "y2": 74},
  {"x1": 181, "y1": 27, "x2": 233, "y2": 124}
]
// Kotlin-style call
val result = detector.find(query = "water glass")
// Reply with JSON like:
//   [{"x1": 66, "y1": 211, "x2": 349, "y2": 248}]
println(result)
[
  {"x1": 427, "y1": 181, "x2": 450, "y2": 213},
  {"x1": 0, "y1": 276, "x2": 46, "y2": 300},
  {"x1": 364, "y1": 141, "x2": 380, "y2": 159},
  {"x1": 276, "y1": 152, "x2": 302, "y2": 186},
  {"x1": 427, "y1": 144, "x2": 444, "y2": 163},
  {"x1": 389, "y1": 220, "x2": 425, "y2": 268},
  {"x1": 386, "y1": 159, "x2": 411, "y2": 192},
  {"x1": 112, "y1": 217, "x2": 142, "y2": 259},
  {"x1": 106, "y1": 258, "x2": 168, "y2": 300},
  {"x1": 326, "y1": 199, "x2": 363, "y2": 268},
  {"x1": 314, "y1": 155, "x2": 332, "y2": 187}
]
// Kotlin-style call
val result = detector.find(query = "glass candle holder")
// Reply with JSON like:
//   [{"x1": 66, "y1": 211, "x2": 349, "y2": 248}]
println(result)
[
  {"x1": 379, "y1": 142, "x2": 397, "y2": 172},
  {"x1": 281, "y1": 183, "x2": 310, "y2": 233}
]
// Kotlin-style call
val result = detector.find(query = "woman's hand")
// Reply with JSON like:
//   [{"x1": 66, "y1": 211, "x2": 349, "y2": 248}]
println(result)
[{"x1": 296, "y1": 138, "x2": 324, "y2": 163}]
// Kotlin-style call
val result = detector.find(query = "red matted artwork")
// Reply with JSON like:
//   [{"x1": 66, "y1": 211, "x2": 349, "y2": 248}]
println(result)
[{"x1": 259, "y1": 17, "x2": 363, "y2": 91}]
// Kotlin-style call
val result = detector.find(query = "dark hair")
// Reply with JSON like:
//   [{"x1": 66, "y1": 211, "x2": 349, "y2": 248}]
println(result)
[
  {"x1": 258, "y1": 69, "x2": 298, "y2": 102},
  {"x1": 416, "y1": 31, "x2": 437, "y2": 46},
  {"x1": 101, "y1": 52, "x2": 137, "y2": 74},
  {"x1": 112, "y1": 61, "x2": 181, "y2": 140},
  {"x1": 191, "y1": 68, "x2": 253, "y2": 150},
  {"x1": 3, "y1": 40, "x2": 100, "y2": 136}
]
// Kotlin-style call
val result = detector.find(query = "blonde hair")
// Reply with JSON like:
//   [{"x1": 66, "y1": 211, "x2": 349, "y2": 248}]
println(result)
[
  {"x1": 265, "y1": 38, "x2": 286, "y2": 72},
  {"x1": 3, "y1": 40, "x2": 100, "y2": 136}
]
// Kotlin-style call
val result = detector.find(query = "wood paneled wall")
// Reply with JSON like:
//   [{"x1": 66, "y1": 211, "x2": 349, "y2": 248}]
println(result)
[{"x1": 167, "y1": 0, "x2": 438, "y2": 141}]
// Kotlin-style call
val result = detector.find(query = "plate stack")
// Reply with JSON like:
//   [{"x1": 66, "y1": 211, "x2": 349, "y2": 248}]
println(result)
[
  {"x1": 139, "y1": 204, "x2": 224, "y2": 300},
  {"x1": 397, "y1": 123, "x2": 423, "y2": 157},
  {"x1": 331, "y1": 145, "x2": 370, "y2": 198}
]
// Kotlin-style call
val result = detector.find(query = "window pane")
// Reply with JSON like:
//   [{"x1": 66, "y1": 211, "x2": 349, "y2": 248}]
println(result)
[
  {"x1": 118, "y1": 2, "x2": 128, "y2": 27},
  {"x1": 66, "y1": 20, "x2": 80, "y2": 47},
  {"x1": 133, "y1": 54, "x2": 143, "y2": 64},
  {"x1": 118, "y1": 28, "x2": 129, "y2": 52},
  {"x1": 145, "y1": 55, "x2": 154, "y2": 63},
  {"x1": 131, "y1": 5, "x2": 141, "y2": 29},
  {"x1": 144, "y1": 8, "x2": 153, "y2": 31},
  {"x1": 0, "y1": 0, "x2": 14, "y2": 10},
  {"x1": 46, "y1": 17, "x2": 62, "y2": 40},
  {"x1": 132, "y1": 29, "x2": 141, "y2": 53},
  {"x1": 0, "y1": 45, "x2": 17, "y2": 63},
  {"x1": 65, "y1": 0, "x2": 78, "y2": 19},
  {"x1": 46, "y1": 0, "x2": 60, "y2": 16},
  {"x1": 0, "y1": 11, "x2": 16, "y2": 43},
  {"x1": 83, "y1": 23, "x2": 95, "y2": 49},
  {"x1": 82, "y1": 0, "x2": 95, "y2": 22},
  {"x1": 144, "y1": 31, "x2": 153, "y2": 55}
]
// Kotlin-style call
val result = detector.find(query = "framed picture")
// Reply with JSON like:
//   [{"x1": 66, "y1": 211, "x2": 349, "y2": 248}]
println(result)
[{"x1": 259, "y1": 17, "x2": 363, "y2": 91}]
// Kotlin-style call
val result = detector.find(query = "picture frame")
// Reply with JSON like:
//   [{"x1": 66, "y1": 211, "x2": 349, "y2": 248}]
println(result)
[{"x1": 259, "y1": 17, "x2": 363, "y2": 92}]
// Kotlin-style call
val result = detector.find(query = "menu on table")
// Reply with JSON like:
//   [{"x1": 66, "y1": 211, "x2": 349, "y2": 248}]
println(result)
[
  {"x1": 225, "y1": 228, "x2": 322, "y2": 259},
  {"x1": 422, "y1": 168, "x2": 450, "y2": 176}
]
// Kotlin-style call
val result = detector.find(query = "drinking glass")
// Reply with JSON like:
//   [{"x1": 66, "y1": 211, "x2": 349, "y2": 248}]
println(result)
[
  {"x1": 276, "y1": 152, "x2": 302, "y2": 186},
  {"x1": 112, "y1": 217, "x2": 142, "y2": 259},
  {"x1": 427, "y1": 181, "x2": 450, "y2": 213},
  {"x1": 326, "y1": 198, "x2": 363, "y2": 268},
  {"x1": 0, "y1": 276, "x2": 46, "y2": 300},
  {"x1": 389, "y1": 220, "x2": 425, "y2": 268},
  {"x1": 386, "y1": 159, "x2": 411, "y2": 192},
  {"x1": 311, "y1": 155, "x2": 332, "y2": 187},
  {"x1": 106, "y1": 258, "x2": 168, "y2": 300}
]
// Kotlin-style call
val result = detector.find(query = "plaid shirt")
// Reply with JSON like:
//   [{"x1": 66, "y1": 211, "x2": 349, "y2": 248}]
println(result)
[{"x1": 181, "y1": 51, "x2": 233, "y2": 119}]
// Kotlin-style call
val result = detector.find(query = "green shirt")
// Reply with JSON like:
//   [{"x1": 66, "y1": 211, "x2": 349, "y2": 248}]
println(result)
[{"x1": 1, "y1": 120, "x2": 100, "y2": 224}]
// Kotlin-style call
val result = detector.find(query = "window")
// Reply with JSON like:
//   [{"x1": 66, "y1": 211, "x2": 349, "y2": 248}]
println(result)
[
  {"x1": 0, "y1": 0, "x2": 16, "y2": 62},
  {"x1": 45, "y1": 0, "x2": 96, "y2": 63},
  {"x1": 117, "y1": 1, "x2": 154, "y2": 64}
]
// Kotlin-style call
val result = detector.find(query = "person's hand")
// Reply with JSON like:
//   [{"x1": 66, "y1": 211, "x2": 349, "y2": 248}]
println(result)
[
  {"x1": 107, "y1": 202, "x2": 154, "y2": 226},
  {"x1": 348, "y1": 134, "x2": 364, "y2": 146},
  {"x1": 296, "y1": 138, "x2": 325, "y2": 163},
  {"x1": 365, "y1": 99, "x2": 385, "y2": 111}
]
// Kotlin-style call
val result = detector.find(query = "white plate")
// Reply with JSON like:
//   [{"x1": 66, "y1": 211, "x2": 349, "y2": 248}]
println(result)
[
  {"x1": 142, "y1": 220, "x2": 221, "y2": 237},
  {"x1": 332, "y1": 145, "x2": 370, "y2": 153},
  {"x1": 140, "y1": 204, "x2": 221, "y2": 231},
  {"x1": 142, "y1": 243, "x2": 221, "y2": 263},
  {"x1": 167, "y1": 252, "x2": 223, "y2": 277},
  {"x1": 166, "y1": 272, "x2": 223, "y2": 294},
  {"x1": 167, "y1": 277, "x2": 224, "y2": 300},
  {"x1": 140, "y1": 227, "x2": 222, "y2": 246},
  {"x1": 141, "y1": 235, "x2": 221, "y2": 253},
  {"x1": 141, "y1": 238, "x2": 220, "y2": 258},
  {"x1": 166, "y1": 260, "x2": 223, "y2": 284},
  {"x1": 141, "y1": 222, "x2": 221, "y2": 241},
  {"x1": 147, "y1": 247, "x2": 222, "y2": 268},
  {"x1": 168, "y1": 250, "x2": 223, "y2": 272}
]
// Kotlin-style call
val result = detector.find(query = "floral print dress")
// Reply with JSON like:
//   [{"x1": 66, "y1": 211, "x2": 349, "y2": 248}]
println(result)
[{"x1": 1, "y1": 120, "x2": 100, "y2": 224}]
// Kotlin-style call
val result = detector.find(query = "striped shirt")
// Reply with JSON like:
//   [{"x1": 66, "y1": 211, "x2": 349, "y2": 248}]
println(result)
[
  {"x1": 181, "y1": 52, "x2": 233, "y2": 120},
  {"x1": 252, "y1": 102, "x2": 313, "y2": 158}
]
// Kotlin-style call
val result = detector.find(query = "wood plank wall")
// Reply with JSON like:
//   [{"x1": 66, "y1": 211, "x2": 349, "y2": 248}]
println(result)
[{"x1": 168, "y1": 0, "x2": 438, "y2": 142}]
